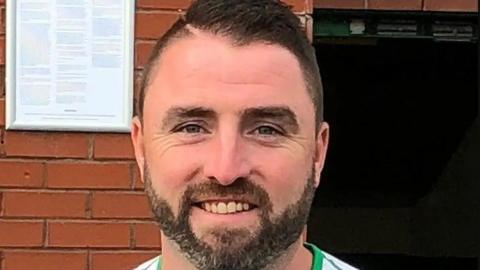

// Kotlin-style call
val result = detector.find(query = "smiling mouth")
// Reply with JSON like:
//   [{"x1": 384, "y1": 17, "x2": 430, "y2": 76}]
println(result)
[{"x1": 194, "y1": 201, "x2": 257, "y2": 214}]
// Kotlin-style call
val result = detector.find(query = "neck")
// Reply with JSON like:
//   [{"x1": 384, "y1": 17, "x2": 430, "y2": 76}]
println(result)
[{"x1": 160, "y1": 233, "x2": 312, "y2": 270}]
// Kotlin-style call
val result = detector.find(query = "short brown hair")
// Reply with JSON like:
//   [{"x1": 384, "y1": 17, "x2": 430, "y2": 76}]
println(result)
[{"x1": 137, "y1": 0, "x2": 324, "y2": 126}]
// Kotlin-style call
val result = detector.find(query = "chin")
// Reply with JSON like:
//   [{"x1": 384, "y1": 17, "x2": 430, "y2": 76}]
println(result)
[{"x1": 197, "y1": 227, "x2": 255, "y2": 251}]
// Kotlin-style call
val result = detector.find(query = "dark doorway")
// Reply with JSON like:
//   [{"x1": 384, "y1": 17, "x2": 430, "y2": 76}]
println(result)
[
  {"x1": 308, "y1": 37, "x2": 478, "y2": 270},
  {"x1": 314, "y1": 38, "x2": 477, "y2": 207}
]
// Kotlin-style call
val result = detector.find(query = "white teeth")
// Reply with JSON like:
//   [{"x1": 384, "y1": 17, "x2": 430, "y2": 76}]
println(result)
[
  {"x1": 236, "y1": 202, "x2": 243, "y2": 211},
  {"x1": 200, "y1": 201, "x2": 253, "y2": 214},
  {"x1": 227, "y1": 202, "x2": 236, "y2": 213},
  {"x1": 211, "y1": 203, "x2": 218, "y2": 213},
  {"x1": 217, "y1": 202, "x2": 227, "y2": 214}
]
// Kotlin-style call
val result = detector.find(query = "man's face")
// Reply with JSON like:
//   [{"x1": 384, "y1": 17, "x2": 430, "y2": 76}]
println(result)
[{"x1": 132, "y1": 32, "x2": 328, "y2": 269}]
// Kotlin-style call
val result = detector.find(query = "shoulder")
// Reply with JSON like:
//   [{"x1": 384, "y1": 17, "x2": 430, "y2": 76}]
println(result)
[
  {"x1": 133, "y1": 256, "x2": 160, "y2": 270},
  {"x1": 321, "y1": 250, "x2": 358, "y2": 270}
]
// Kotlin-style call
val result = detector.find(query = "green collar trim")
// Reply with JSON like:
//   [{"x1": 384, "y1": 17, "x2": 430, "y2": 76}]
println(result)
[
  {"x1": 304, "y1": 242, "x2": 324, "y2": 270},
  {"x1": 156, "y1": 242, "x2": 324, "y2": 270}
]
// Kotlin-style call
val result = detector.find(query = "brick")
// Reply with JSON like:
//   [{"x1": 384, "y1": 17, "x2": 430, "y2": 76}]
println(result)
[
  {"x1": 369, "y1": 0, "x2": 422, "y2": 10},
  {"x1": 2, "y1": 250, "x2": 87, "y2": 270},
  {"x1": 423, "y1": 0, "x2": 477, "y2": 11},
  {"x1": 0, "y1": 220, "x2": 44, "y2": 247},
  {"x1": 3, "y1": 132, "x2": 90, "y2": 158},
  {"x1": 92, "y1": 192, "x2": 152, "y2": 219},
  {"x1": 48, "y1": 221, "x2": 130, "y2": 247},
  {"x1": 314, "y1": 0, "x2": 364, "y2": 9},
  {"x1": 0, "y1": 98, "x2": 4, "y2": 126},
  {"x1": 284, "y1": 0, "x2": 313, "y2": 13},
  {"x1": 136, "y1": 0, "x2": 312, "y2": 13},
  {"x1": 93, "y1": 133, "x2": 135, "y2": 159},
  {"x1": 136, "y1": 0, "x2": 191, "y2": 10},
  {"x1": 135, "y1": 11, "x2": 180, "y2": 39},
  {"x1": 91, "y1": 251, "x2": 159, "y2": 270},
  {"x1": 0, "y1": 128, "x2": 5, "y2": 156},
  {"x1": 46, "y1": 162, "x2": 131, "y2": 189},
  {"x1": 135, "y1": 41, "x2": 156, "y2": 69},
  {"x1": 0, "y1": 160, "x2": 44, "y2": 187},
  {"x1": 2, "y1": 191, "x2": 87, "y2": 218},
  {"x1": 134, "y1": 223, "x2": 162, "y2": 248},
  {"x1": 0, "y1": 7, "x2": 5, "y2": 34},
  {"x1": 0, "y1": 36, "x2": 4, "y2": 65},
  {"x1": 0, "y1": 66, "x2": 5, "y2": 97}
]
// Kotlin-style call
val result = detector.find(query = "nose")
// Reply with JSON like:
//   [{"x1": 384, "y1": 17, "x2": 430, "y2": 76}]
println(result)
[{"x1": 203, "y1": 127, "x2": 251, "y2": 186}]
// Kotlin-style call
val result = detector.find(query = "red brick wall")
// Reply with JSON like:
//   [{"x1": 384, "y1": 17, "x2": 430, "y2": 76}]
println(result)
[
  {"x1": 0, "y1": 1, "x2": 313, "y2": 270},
  {"x1": 314, "y1": 0, "x2": 478, "y2": 11}
]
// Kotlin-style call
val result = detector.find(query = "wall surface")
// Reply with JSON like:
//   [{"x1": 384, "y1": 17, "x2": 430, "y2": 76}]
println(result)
[
  {"x1": 0, "y1": 0, "x2": 478, "y2": 270},
  {"x1": 0, "y1": 1, "x2": 312, "y2": 270}
]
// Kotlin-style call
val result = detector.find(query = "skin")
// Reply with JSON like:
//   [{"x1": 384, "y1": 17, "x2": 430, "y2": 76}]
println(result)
[{"x1": 131, "y1": 30, "x2": 329, "y2": 270}]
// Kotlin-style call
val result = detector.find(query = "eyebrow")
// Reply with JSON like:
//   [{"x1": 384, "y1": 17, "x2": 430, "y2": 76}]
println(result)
[
  {"x1": 162, "y1": 106, "x2": 216, "y2": 129},
  {"x1": 241, "y1": 106, "x2": 299, "y2": 134}
]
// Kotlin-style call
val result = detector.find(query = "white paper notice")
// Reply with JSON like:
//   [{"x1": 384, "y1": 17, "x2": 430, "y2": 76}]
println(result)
[{"x1": 8, "y1": 0, "x2": 133, "y2": 131}]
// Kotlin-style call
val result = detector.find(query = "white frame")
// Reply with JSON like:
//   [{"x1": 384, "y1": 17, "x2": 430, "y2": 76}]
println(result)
[{"x1": 6, "y1": 0, "x2": 135, "y2": 132}]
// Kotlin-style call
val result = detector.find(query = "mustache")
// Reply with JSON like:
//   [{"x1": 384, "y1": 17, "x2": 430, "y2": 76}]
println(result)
[{"x1": 180, "y1": 178, "x2": 273, "y2": 213}]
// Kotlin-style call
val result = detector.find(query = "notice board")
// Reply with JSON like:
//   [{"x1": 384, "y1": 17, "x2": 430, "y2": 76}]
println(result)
[{"x1": 6, "y1": 0, "x2": 134, "y2": 132}]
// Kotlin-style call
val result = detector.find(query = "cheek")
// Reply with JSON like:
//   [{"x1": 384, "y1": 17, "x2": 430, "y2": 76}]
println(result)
[
  {"x1": 251, "y1": 149, "x2": 313, "y2": 215},
  {"x1": 146, "y1": 145, "x2": 202, "y2": 211}
]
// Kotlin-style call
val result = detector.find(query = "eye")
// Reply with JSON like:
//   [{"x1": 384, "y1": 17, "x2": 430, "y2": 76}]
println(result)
[
  {"x1": 174, "y1": 124, "x2": 207, "y2": 134},
  {"x1": 253, "y1": 125, "x2": 282, "y2": 136}
]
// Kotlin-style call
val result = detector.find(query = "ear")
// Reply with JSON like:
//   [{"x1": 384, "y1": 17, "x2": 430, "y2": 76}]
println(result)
[
  {"x1": 313, "y1": 122, "x2": 329, "y2": 188},
  {"x1": 131, "y1": 116, "x2": 146, "y2": 183}
]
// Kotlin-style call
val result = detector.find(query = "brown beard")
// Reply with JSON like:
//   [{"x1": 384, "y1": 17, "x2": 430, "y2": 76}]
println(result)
[{"x1": 144, "y1": 164, "x2": 316, "y2": 270}]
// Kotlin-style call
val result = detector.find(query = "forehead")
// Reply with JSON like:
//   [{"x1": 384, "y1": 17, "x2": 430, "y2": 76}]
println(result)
[{"x1": 144, "y1": 32, "x2": 313, "y2": 118}]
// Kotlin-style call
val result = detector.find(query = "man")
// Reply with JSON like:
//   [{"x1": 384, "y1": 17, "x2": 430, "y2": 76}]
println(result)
[{"x1": 131, "y1": 0, "x2": 357, "y2": 269}]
